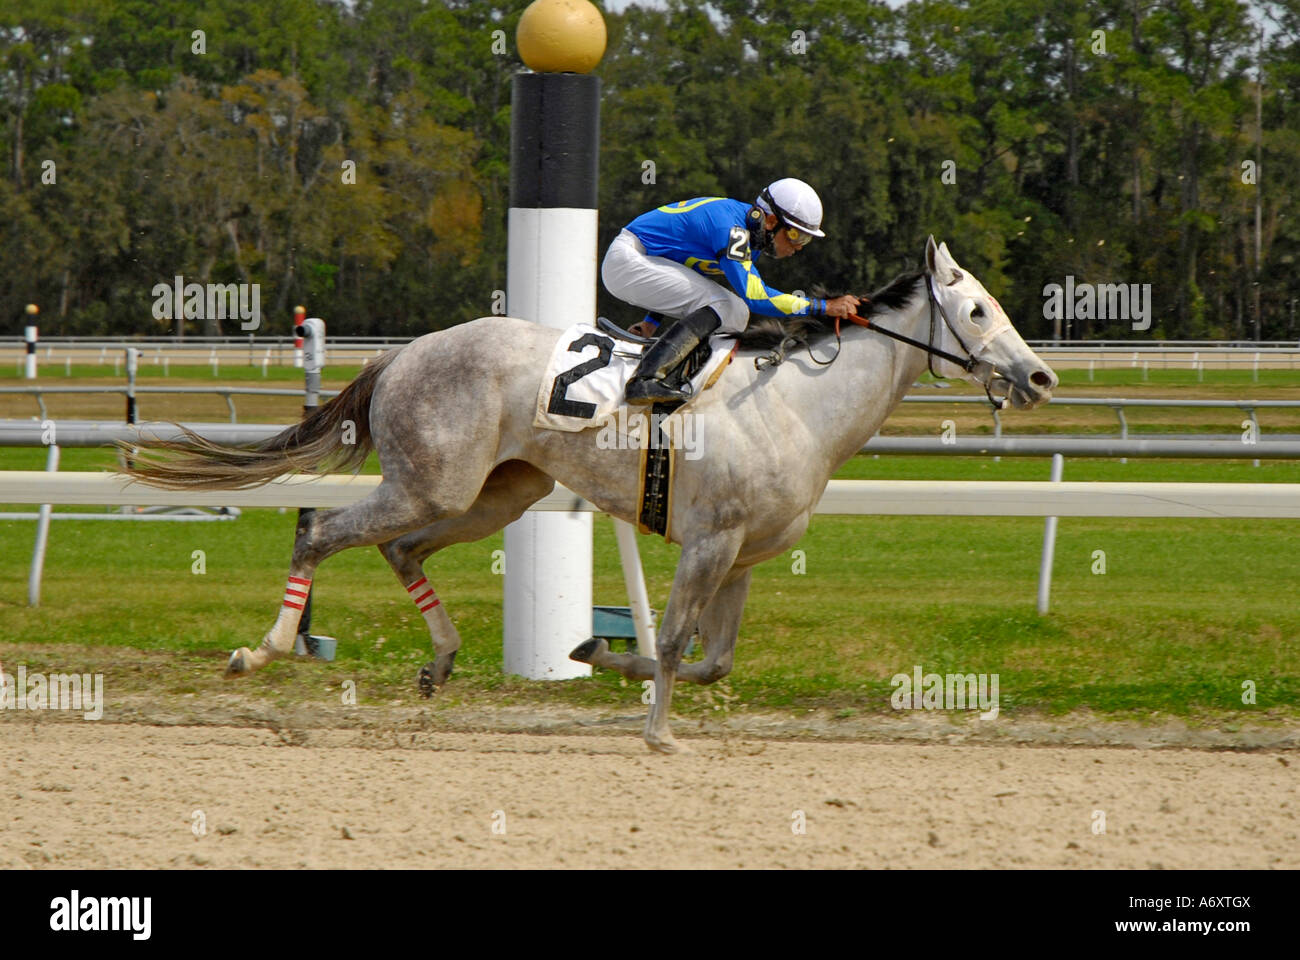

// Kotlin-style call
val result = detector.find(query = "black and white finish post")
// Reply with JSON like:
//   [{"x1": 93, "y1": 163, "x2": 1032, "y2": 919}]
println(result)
[
  {"x1": 504, "y1": 72, "x2": 601, "y2": 679},
  {"x1": 125, "y1": 347, "x2": 139, "y2": 425},
  {"x1": 122, "y1": 346, "x2": 140, "y2": 478},
  {"x1": 292, "y1": 305, "x2": 305, "y2": 369},
  {"x1": 293, "y1": 315, "x2": 337, "y2": 661},
  {"x1": 23, "y1": 304, "x2": 38, "y2": 380}
]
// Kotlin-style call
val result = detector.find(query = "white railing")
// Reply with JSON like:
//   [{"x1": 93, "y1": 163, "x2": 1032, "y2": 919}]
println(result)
[
  {"x1": 0, "y1": 386, "x2": 340, "y2": 422},
  {"x1": 4, "y1": 389, "x2": 1299, "y2": 435},
  {"x1": 5, "y1": 470, "x2": 1298, "y2": 616},
  {"x1": 5, "y1": 338, "x2": 1300, "y2": 372},
  {"x1": 3, "y1": 472, "x2": 1297, "y2": 517}
]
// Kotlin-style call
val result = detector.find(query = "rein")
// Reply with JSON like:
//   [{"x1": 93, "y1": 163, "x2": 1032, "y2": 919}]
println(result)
[{"x1": 768, "y1": 275, "x2": 1007, "y2": 410}]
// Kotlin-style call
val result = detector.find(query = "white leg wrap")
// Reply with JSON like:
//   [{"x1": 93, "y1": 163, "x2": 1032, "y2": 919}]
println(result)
[
  {"x1": 405, "y1": 577, "x2": 460, "y2": 655},
  {"x1": 263, "y1": 575, "x2": 310, "y2": 656}
]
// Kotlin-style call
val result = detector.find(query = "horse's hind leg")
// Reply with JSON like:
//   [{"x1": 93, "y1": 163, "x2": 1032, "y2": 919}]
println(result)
[
  {"x1": 376, "y1": 461, "x2": 555, "y2": 695},
  {"x1": 226, "y1": 475, "x2": 481, "y2": 677}
]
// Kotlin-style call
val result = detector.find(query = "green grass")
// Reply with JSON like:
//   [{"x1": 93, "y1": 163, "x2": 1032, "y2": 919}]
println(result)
[
  {"x1": 0, "y1": 446, "x2": 384, "y2": 475},
  {"x1": 4, "y1": 359, "x2": 1298, "y2": 389},
  {"x1": 5, "y1": 444, "x2": 1299, "y2": 483},
  {"x1": 1054, "y1": 366, "x2": 1300, "y2": 389},
  {"x1": 2, "y1": 452, "x2": 1296, "y2": 722},
  {"x1": 2, "y1": 363, "x2": 367, "y2": 383}
]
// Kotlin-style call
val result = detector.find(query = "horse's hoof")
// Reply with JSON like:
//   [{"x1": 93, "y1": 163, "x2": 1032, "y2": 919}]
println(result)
[
  {"x1": 224, "y1": 648, "x2": 252, "y2": 678},
  {"x1": 569, "y1": 638, "x2": 606, "y2": 664},
  {"x1": 439, "y1": 650, "x2": 457, "y2": 683},
  {"x1": 417, "y1": 651, "x2": 457, "y2": 699},
  {"x1": 644, "y1": 734, "x2": 689, "y2": 755},
  {"x1": 418, "y1": 662, "x2": 437, "y2": 699}
]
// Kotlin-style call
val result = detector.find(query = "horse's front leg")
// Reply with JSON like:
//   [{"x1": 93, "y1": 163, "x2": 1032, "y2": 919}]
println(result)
[
  {"x1": 644, "y1": 533, "x2": 743, "y2": 754},
  {"x1": 676, "y1": 566, "x2": 751, "y2": 684},
  {"x1": 571, "y1": 565, "x2": 752, "y2": 685}
]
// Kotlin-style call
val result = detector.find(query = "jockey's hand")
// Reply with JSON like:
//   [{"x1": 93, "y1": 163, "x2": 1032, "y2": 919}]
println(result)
[
  {"x1": 627, "y1": 320, "x2": 658, "y2": 338},
  {"x1": 823, "y1": 295, "x2": 862, "y2": 318}
]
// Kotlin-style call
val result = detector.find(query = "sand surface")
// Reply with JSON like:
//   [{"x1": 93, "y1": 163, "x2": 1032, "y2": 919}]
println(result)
[{"x1": 2, "y1": 714, "x2": 1295, "y2": 869}]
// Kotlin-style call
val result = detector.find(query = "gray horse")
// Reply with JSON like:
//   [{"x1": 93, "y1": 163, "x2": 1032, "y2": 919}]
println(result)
[{"x1": 127, "y1": 237, "x2": 1056, "y2": 754}]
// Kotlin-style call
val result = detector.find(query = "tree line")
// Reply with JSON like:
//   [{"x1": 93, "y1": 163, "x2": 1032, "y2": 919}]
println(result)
[{"x1": 2, "y1": 0, "x2": 1297, "y2": 341}]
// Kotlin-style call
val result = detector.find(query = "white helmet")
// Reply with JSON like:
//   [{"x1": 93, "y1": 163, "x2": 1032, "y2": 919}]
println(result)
[{"x1": 756, "y1": 178, "x2": 826, "y2": 238}]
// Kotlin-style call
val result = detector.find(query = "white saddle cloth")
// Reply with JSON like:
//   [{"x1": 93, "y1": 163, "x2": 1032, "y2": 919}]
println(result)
[{"x1": 534, "y1": 323, "x2": 733, "y2": 433}]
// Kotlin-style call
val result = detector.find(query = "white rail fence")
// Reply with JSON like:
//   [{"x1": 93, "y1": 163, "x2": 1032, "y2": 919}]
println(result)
[
  {"x1": 6, "y1": 338, "x2": 1300, "y2": 374},
  {"x1": 4, "y1": 470, "x2": 1298, "y2": 618},
  {"x1": 6, "y1": 419, "x2": 1300, "y2": 460},
  {"x1": 3, "y1": 471, "x2": 1298, "y2": 516},
  {"x1": 5, "y1": 388, "x2": 1300, "y2": 440}
]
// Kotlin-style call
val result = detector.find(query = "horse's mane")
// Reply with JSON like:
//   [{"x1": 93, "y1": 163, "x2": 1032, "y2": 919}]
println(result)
[{"x1": 730, "y1": 271, "x2": 925, "y2": 351}]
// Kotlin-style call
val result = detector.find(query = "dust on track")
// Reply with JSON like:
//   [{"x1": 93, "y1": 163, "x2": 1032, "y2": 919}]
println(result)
[{"x1": 2, "y1": 697, "x2": 1296, "y2": 869}]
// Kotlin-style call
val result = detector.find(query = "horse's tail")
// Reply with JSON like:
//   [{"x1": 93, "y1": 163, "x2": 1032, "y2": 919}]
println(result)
[{"x1": 122, "y1": 348, "x2": 401, "y2": 490}]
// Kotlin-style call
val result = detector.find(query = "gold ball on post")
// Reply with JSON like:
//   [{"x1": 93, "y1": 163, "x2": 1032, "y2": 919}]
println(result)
[{"x1": 516, "y1": 0, "x2": 607, "y2": 74}]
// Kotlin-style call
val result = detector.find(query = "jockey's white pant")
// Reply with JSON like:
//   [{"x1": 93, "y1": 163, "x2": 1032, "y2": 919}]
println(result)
[{"x1": 601, "y1": 229, "x2": 750, "y2": 333}]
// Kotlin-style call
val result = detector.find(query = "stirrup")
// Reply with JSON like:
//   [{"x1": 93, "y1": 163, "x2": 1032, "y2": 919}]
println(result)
[{"x1": 625, "y1": 376, "x2": 693, "y2": 405}]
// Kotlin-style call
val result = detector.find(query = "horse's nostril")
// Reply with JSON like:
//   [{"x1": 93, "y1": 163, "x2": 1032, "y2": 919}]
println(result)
[{"x1": 1030, "y1": 370, "x2": 1053, "y2": 388}]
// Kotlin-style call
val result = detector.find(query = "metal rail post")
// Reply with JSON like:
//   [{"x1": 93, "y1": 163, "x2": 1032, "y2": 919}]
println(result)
[
  {"x1": 1036, "y1": 454, "x2": 1065, "y2": 615},
  {"x1": 27, "y1": 443, "x2": 60, "y2": 606},
  {"x1": 1247, "y1": 408, "x2": 1260, "y2": 469},
  {"x1": 612, "y1": 519, "x2": 657, "y2": 658},
  {"x1": 120, "y1": 348, "x2": 140, "y2": 510},
  {"x1": 293, "y1": 316, "x2": 336, "y2": 660}
]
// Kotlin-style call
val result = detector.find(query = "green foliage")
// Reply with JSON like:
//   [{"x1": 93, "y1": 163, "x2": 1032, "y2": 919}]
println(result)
[{"x1": 0, "y1": 0, "x2": 1295, "y2": 340}]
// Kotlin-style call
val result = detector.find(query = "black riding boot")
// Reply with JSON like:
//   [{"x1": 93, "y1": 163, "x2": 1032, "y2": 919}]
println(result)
[{"x1": 624, "y1": 307, "x2": 721, "y2": 405}]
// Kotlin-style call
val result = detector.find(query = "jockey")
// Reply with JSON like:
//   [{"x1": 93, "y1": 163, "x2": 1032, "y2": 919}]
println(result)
[{"x1": 602, "y1": 178, "x2": 860, "y2": 404}]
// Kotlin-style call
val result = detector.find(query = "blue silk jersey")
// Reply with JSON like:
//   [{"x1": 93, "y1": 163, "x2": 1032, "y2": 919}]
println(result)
[{"x1": 624, "y1": 197, "x2": 824, "y2": 317}]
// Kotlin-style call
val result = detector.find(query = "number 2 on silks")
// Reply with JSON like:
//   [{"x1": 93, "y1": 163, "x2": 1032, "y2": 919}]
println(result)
[
  {"x1": 547, "y1": 332, "x2": 615, "y2": 419},
  {"x1": 726, "y1": 225, "x2": 750, "y2": 261}
]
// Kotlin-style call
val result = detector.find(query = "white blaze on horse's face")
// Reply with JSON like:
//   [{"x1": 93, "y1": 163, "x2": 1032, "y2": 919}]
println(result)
[{"x1": 924, "y1": 236, "x2": 1058, "y2": 410}]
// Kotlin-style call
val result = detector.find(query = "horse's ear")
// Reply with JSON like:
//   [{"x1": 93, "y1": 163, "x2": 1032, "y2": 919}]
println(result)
[{"x1": 926, "y1": 236, "x2": 958, "y2": 285}]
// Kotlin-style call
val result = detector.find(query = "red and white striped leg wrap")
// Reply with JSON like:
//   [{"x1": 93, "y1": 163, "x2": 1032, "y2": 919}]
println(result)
[
  {"x1": 282, "y1": 576, "x2": 311, "y2": 611},
  {"x1": 405, "y1": 577, "x2": 441, "y2": 615}
]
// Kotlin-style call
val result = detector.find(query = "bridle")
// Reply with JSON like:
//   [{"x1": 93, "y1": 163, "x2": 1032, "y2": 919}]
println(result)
[{"x1": 760, "y1": 272, "x2": 1009, "y2": 410}]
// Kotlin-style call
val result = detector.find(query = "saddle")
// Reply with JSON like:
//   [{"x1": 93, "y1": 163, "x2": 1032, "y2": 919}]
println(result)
[{"x1": 594, "y1": 316, "x2": 715, "y2": 388}]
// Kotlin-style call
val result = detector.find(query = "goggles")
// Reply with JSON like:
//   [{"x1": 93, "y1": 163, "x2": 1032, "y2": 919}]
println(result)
[{"x1": 784, "y1": 225, "x2": 813, "y2": 247}]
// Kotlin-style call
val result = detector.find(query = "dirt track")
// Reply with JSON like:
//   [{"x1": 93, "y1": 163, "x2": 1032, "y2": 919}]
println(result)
[{"x1": 2, "y1": 716, "x2": 1295, "y2": 869}]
